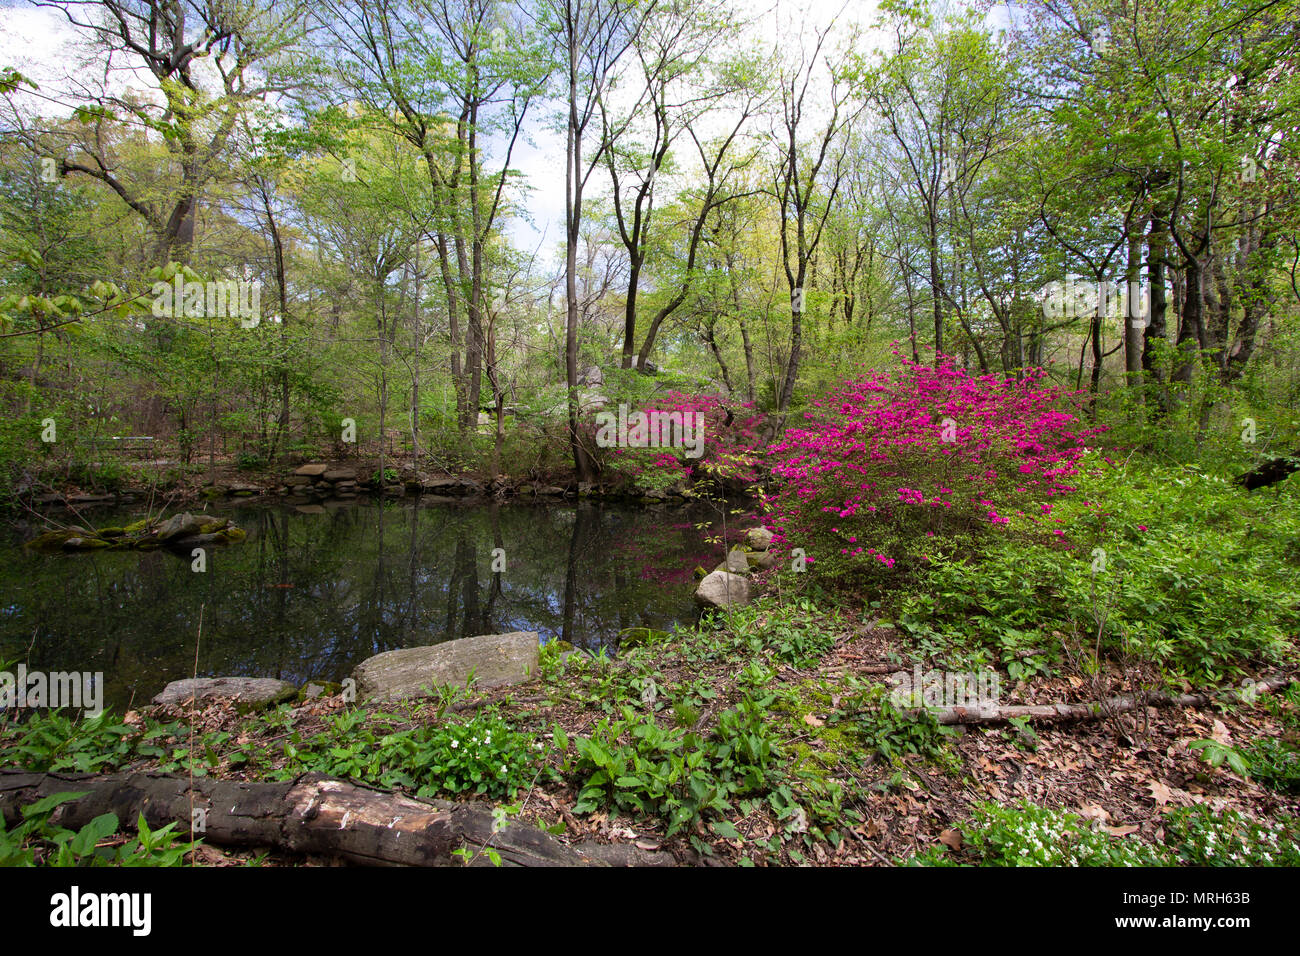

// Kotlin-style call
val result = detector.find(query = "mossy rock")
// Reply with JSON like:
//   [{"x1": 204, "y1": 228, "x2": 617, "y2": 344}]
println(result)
[
  {"x1": 26, "y1": 530, "x2": 78, "y2": 553},
  {"x1": 123, "y1": 518, "x2": 151, "y2": 534},
  {"x1": 549, "y1": 640, "x2": 575, "y2": 653},
  {"x1": 199, "y1": 486, "x2": 224, "y2": 499},
  {"x1": 693, "y1": 565, "x2": 708, "y2": 580},
  {"x1": 619, "y1": 627, "x2": 672, "y2": 649},
  {"x1": 62, "y1": 536, "x2": 111, "y2": 550},
  {"x1": 98, "y1": 527, "x2": 127, "y2": 538},
  {"x1": 220, "y1": 527, "x2": 247, "y2": 543},
  {"x1": 198, "y1": 518, "x2": 230, "y2": 534}
]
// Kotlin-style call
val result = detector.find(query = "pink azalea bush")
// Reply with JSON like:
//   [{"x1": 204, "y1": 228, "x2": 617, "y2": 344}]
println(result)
[
  {"x1": 599, "y1": 391, "x2": 765, "y2": 493},
  {"x1": 764, "y1": 356, "x2": 1099, "y2": 580}
]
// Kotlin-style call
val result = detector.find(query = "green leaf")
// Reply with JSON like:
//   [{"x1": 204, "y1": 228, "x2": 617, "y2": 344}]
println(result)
[
  {"x1": 69, "y1": 812, "x2": 119, "y2": 857},
  {"x1": 710, "y1": 819, "x2": 742, "y2": 840},
  {"x1": 20, "y1": 791, "x2": 89, "y2": 819}
]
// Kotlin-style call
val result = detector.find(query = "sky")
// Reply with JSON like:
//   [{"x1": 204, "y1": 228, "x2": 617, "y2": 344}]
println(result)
[{"x1": 0, "y1": 0, "x2": 893, "y2": 255}]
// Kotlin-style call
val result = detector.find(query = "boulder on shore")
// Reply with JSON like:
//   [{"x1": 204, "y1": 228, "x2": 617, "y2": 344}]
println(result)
[
  {"x1": 353, "y1": 631, "x2": 540, "y2": 701},
  {"x1": 156, "y1": 512, "x2": 207, "y2": 541},
  {"x1": 152, "y1": 677, "x2": 297, "y2": 710},
  {"x1": 694, "y1": 570, "x2": 750, "y2": 609},
  {"x1": 722, "y1": 549, "x2": 750, "y2": 574}
]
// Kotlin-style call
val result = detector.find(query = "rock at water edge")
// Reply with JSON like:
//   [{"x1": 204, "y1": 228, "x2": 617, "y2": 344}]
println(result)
[
  {"x1": 694, "y1": 570, "x2": 750, "y2": 609},
  {"x1": 353, "y1": 631, "x2": 540, "y2": 701},
  {"x1": 152, "y1": 677, "x2": 297, "y2": 709}
]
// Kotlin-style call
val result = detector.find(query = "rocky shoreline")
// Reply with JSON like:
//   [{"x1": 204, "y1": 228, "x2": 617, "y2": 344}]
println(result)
[{"x1": 22, "y1": 459, "x2": 725, "y2": 511}]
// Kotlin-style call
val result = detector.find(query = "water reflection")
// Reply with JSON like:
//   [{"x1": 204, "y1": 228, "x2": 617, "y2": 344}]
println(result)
[{"x1": 0, "y1": 498, "x2": 729, "y2": 711}]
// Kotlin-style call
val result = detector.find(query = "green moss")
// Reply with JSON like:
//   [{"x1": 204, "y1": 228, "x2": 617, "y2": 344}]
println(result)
[
  {"x1": 25, "y1": 530, "x2": 76, "y2": 553},
  {"x1": 63, "y1": 537, "x2": 111, "y2": 550}
]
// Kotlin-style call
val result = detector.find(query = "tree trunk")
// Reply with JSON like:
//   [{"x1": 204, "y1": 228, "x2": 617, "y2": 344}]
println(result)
[
  {"x1": 1143, "y1": 211, "x2": 1169, "y2": 413},
  {"x1": 1171, "y1": 255, "x2": 1204, "y2": 387},
  {"x1": 0, "y1": 770, "x2": 673, "y2": 867},
  {"x1": 1124, "y1": 228, "x2": 1144, "y2": 393}
]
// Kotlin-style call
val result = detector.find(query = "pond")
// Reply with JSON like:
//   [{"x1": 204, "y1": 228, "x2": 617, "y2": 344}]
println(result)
[{"x1": 0, "y1": 498, "x2": 733, "y2": 712}]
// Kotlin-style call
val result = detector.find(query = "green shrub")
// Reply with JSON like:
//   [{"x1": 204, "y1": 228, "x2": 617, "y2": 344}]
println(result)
[
  {"x1": 896, "y1": 454, "x2": 1300, "y2": 681},
  {"x1": 0, "y1": 710, "x2": 186, "y2": 774},
  {"x1": 0, "y1": 792, "x2": 194, "y2": 867},
  {"x1": 905, "y1": 800, "x2": 1300, "y2": 867},
  {"x1": 276, "y1": 708, "x2": 541, "y2": 799},
  {"x1": 1162, "y1": 805, "x2": 1300, "y2": 866},
  {"x1": 842, "y1": 684, "x2": 959, "y2": 768},
  {"x1": 906, "y1": 800, "x2": 1161, "y2": 867},
  {"x1": 569, "y1": 696, "x2": 781, "y2": 836}
]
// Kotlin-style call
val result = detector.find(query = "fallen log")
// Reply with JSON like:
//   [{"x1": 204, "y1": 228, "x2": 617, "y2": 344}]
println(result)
[
  {"x1": 0, "y1": 770, "x2": 675, "y2": 867},
  {"x1": 1235, "y1": 449, "x2": 1300, "y2": 490},
  {"x1": 913, "y1": 675, "x2": 1292, "y2": 726}
]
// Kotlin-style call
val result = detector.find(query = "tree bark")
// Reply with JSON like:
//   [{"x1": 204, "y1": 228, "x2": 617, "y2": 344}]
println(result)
[{"x1": 905, "y1": 676, "x2": 1291, "y2": 726}]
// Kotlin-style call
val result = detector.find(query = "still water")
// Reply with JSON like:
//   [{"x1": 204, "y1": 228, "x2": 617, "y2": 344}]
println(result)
[{"x1": 1, "y1": 498, "x2": 730, "y2": 712}]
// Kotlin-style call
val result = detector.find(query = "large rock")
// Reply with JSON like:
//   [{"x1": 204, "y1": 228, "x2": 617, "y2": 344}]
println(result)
[
  {"x1": 294, "y1": 463, "x2": 329, "y2": 477},
  {"x1": 152, "y1": 677, "x2": 296, "y2": 709},
  {"x1": 694, "y1": 570, "x2": 750, "y2": 609},
  {"x1": 746, "y1": 549, "x2": 776, "y2": 571},
  {"x1": 422, "y1": 477, "x2": 462, "y2": 492},
  {"x1": 722, "y1": 549, "x2": 750, "y2": 574},
  {"x1": 353, "y1": 631, "x2": 540, "y2": 701},
  {"x1": 156, "y1": 512, "x2": 207, "y2": 541},
  {"x1": 322, "y1": 468, "x2": 355, "y2": 482},
  {"x1": 421, "y1": 477, "x2": 482, "y2": 495},
  {"x1": 744, "y1": 527, "x2": 774, "y2": 550}
]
